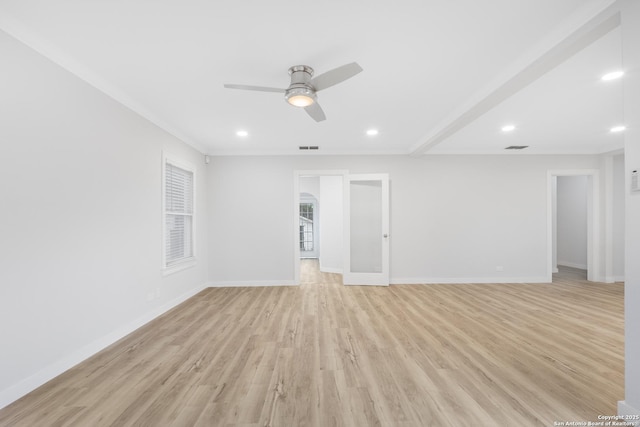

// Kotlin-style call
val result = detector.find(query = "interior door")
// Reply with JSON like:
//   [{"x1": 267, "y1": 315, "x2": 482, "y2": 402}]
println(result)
[{"x1": 343, "y1": 173, "x2": 389, "y2": 286}]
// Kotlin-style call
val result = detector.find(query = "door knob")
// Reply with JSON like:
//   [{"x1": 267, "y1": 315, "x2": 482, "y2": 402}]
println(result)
[{"x1": 383, "y1": 234, "x2": 388, "y2": 238}]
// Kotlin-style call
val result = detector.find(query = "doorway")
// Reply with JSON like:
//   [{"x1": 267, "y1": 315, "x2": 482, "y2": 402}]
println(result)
[
  {"x1": 293, "y1": 170, "x2": 347, "y2": 285},
  {"x1": 555, "y1": 175, "x2": 589, "y2": 280},
  {"x1": 293, "y1": 170, "x2": 390, "y2": 286},
  {"x1": 548, "y1": 170, "x2": 599, "y2": 282},
  {"x1": 554, "y1": 175, "x2": 588, "y2": 272}
]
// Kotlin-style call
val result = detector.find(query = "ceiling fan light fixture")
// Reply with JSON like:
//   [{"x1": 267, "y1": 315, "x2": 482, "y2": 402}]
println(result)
[
  {"x1": 285, "y1": 87, "x2": 316, "y2": 107},
  {"x1": 287, "y1": 95, "x2": 315, "y2": 107}
]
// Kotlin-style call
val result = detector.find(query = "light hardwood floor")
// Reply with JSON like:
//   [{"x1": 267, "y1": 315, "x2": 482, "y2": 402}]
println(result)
[{"x1": 0, "y1": 261, "x2": 624, "y2": 426}]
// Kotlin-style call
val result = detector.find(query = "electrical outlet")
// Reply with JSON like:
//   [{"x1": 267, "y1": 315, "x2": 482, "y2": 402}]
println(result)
[{"x1": 496, "y1": 266, "x2": 504, "y2": 272}]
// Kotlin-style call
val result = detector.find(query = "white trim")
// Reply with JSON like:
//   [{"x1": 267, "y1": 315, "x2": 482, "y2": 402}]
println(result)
[
  {"x1": 422, "y1": 143, "x2": 626, "y2": 156},
  {"x1": 162, "y1": 152, "x2": 197, "y2": 274},
  {"x1": 208, "y1": 147, "x2": 409, "y2": 156},
  {"x1": 162, "y1": 258, "x2": 197, "y2": 276},
  {"x1": 618, "y1": 401, "x2": 640, "y2": 426},
  {"x1": 319, "y1": 266, "x2": 343, "y2": 274},
  {"x1": 208, "y1": 280, "x2": 296, "y2": 288},
  {"x1": 0, "y1": 283, "x2": 207, "y2": 410},
  {"x1": 603, "y1": 153, "x2": 618, "y2": 283},
  {"x1": 390, "y1": 276, "x2": 549, "y2": 285}
]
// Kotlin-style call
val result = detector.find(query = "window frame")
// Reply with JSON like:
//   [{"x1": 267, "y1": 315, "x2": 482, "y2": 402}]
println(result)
[{"x1": 162, "y1": 152, "x2": 197, "y2": 276}]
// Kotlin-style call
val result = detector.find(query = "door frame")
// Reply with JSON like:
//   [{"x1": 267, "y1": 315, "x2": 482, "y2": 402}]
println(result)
[{"x1": 547, "y1": 169, "x2": 600, "y2": 282}]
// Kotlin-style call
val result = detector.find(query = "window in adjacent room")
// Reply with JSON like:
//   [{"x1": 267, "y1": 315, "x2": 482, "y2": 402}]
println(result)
[
  {"x1": 300, "y1": 202, "x2": 314, "y2": 251},
  {"x1": 163, "y1": 154, "x2": 196, "y2": 274}
]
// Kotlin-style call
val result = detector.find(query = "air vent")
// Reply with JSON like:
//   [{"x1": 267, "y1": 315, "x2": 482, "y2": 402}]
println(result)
[
  {"x1": 505, "y1": 145, "x2": 529, "y2": 150},
  {"x1": 299, "y1": 146, "x2": 319, "y2": 150}
]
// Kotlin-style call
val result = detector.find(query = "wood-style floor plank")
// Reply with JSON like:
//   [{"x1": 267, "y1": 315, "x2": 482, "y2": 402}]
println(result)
[{"x1": 0, "y1": 263, "x2": 624, "y2": 426}]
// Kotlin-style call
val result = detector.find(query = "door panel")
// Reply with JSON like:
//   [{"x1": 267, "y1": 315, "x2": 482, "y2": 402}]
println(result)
[{"x1": 344, "y1": 174, "x2": 389, "y2": 285}]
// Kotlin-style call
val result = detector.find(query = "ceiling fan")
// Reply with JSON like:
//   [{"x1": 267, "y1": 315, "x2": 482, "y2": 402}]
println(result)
[{"x1": 224, "y1": 62, "x2": 363, "y2": 122}]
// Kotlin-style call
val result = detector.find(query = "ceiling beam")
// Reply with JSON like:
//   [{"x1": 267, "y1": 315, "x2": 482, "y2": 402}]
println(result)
[{"x1": 410, "y1": 1, "x2": 621, "y2": 156}]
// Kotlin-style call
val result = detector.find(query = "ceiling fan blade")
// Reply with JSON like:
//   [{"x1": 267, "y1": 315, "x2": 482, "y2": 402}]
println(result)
[
  {"x1": 304, "y1": 102, "x2": 326, "y2": 122},
  {"x1": 223, "y1": 84, "x2": 285, "y2": 93},
  {"x1": 311, "y1": 62, "x2": 363, "y2": 91}
]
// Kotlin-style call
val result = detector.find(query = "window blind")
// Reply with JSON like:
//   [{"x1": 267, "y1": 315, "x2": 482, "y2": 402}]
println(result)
[{"x1": 165, "y1": 161, "x2": 194, "y2": 266}]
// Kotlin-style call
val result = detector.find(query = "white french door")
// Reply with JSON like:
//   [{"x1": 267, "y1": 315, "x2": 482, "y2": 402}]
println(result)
[{"x1": 343, "y1": 173, "x2": 390, "y2": 286}]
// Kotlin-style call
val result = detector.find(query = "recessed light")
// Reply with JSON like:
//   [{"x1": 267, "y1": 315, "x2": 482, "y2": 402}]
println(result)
[
  {"x1": 501, "y1": 125, "x2": 516, "y2": 132},
  {"x1": 601, "y1": 70, "x2": 624, "y2": 81},
  {"x1": 236, "y1": 130, "x2": 249, "y2": 137},
  {"x1": 610, "y1": 125, "x2": 626, "y2": 133},
  {"x1": 366, "y1": 129, "x2": 379, "y2": 136}
]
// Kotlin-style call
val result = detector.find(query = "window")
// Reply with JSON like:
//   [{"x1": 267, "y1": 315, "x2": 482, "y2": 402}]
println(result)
[
  {"x1": 163, "y1": 155, "x2": 195, "y2": 273},
  {"x1": 300, "y1": 202, "x2": 314, "y2": 251}
]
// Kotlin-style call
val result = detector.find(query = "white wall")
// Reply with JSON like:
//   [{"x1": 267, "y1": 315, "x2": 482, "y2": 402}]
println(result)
[
  {"x1": 613, "y1": 153, "x2": 625, "y2": 281},
  {"x1": 557, "y1": 176, "x2": 588, "y2": 269},
  {"x1": 206, "y1": 157, "x2": 295, "y2": 286},
  {"x1": 206, "y1": 154, "x2": 605, "y2": 285},
  {"x1": 620, "y1": 0, "x2": 640, "y2": 418},
  {"x1": 299, "y1": 176, "x2": 320, "y2": 199},
  {"x1": 552, "y1": 176, "x2": 558, "y2": 272},
  {"x1": 0, "y1": 29, "x2": 208, "y2": 408},
  {"x1": 319, "y1": 176, "x2": 343, "y2": 273}
]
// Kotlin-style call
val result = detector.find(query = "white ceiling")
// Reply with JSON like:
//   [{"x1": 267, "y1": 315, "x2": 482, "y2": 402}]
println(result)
[
  {"x1": 429, "y1": 26, "x2": 625, "y2": 155},
  {"x1": 0, "y1": 0, "x2": 624, "y2": 156}
]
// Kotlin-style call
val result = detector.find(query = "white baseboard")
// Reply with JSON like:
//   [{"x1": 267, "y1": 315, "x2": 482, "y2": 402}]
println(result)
[
  {"x1": 553, "y1": 267, "x2": 559, "y2": 273},
  {"x1": 208, "y1": 280, "x2": 296, "y2": 287},
  {"x1": 601, "y1": 276, "x2": 625, "y2": 283},
  {"x1": 319, "y1": 266, "x2": 342, "y2": 274},
  {"x1": 390, "y1": 276, "x2": 549, "y2": 285},
  {"x1": 557, "y1": 261, "x2": 588, "y2": 270},
  {"x1": 618, "y1": 400, "x2": 640, "y2": 426},
  {"x1": 0, "y1": 283, "x2": 207, "y2": 410}
]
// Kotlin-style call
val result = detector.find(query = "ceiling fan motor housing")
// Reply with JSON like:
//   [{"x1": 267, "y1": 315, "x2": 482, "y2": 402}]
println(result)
[{"x1": 285, "y1": 65, "x2": 317, "y2": 106}]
